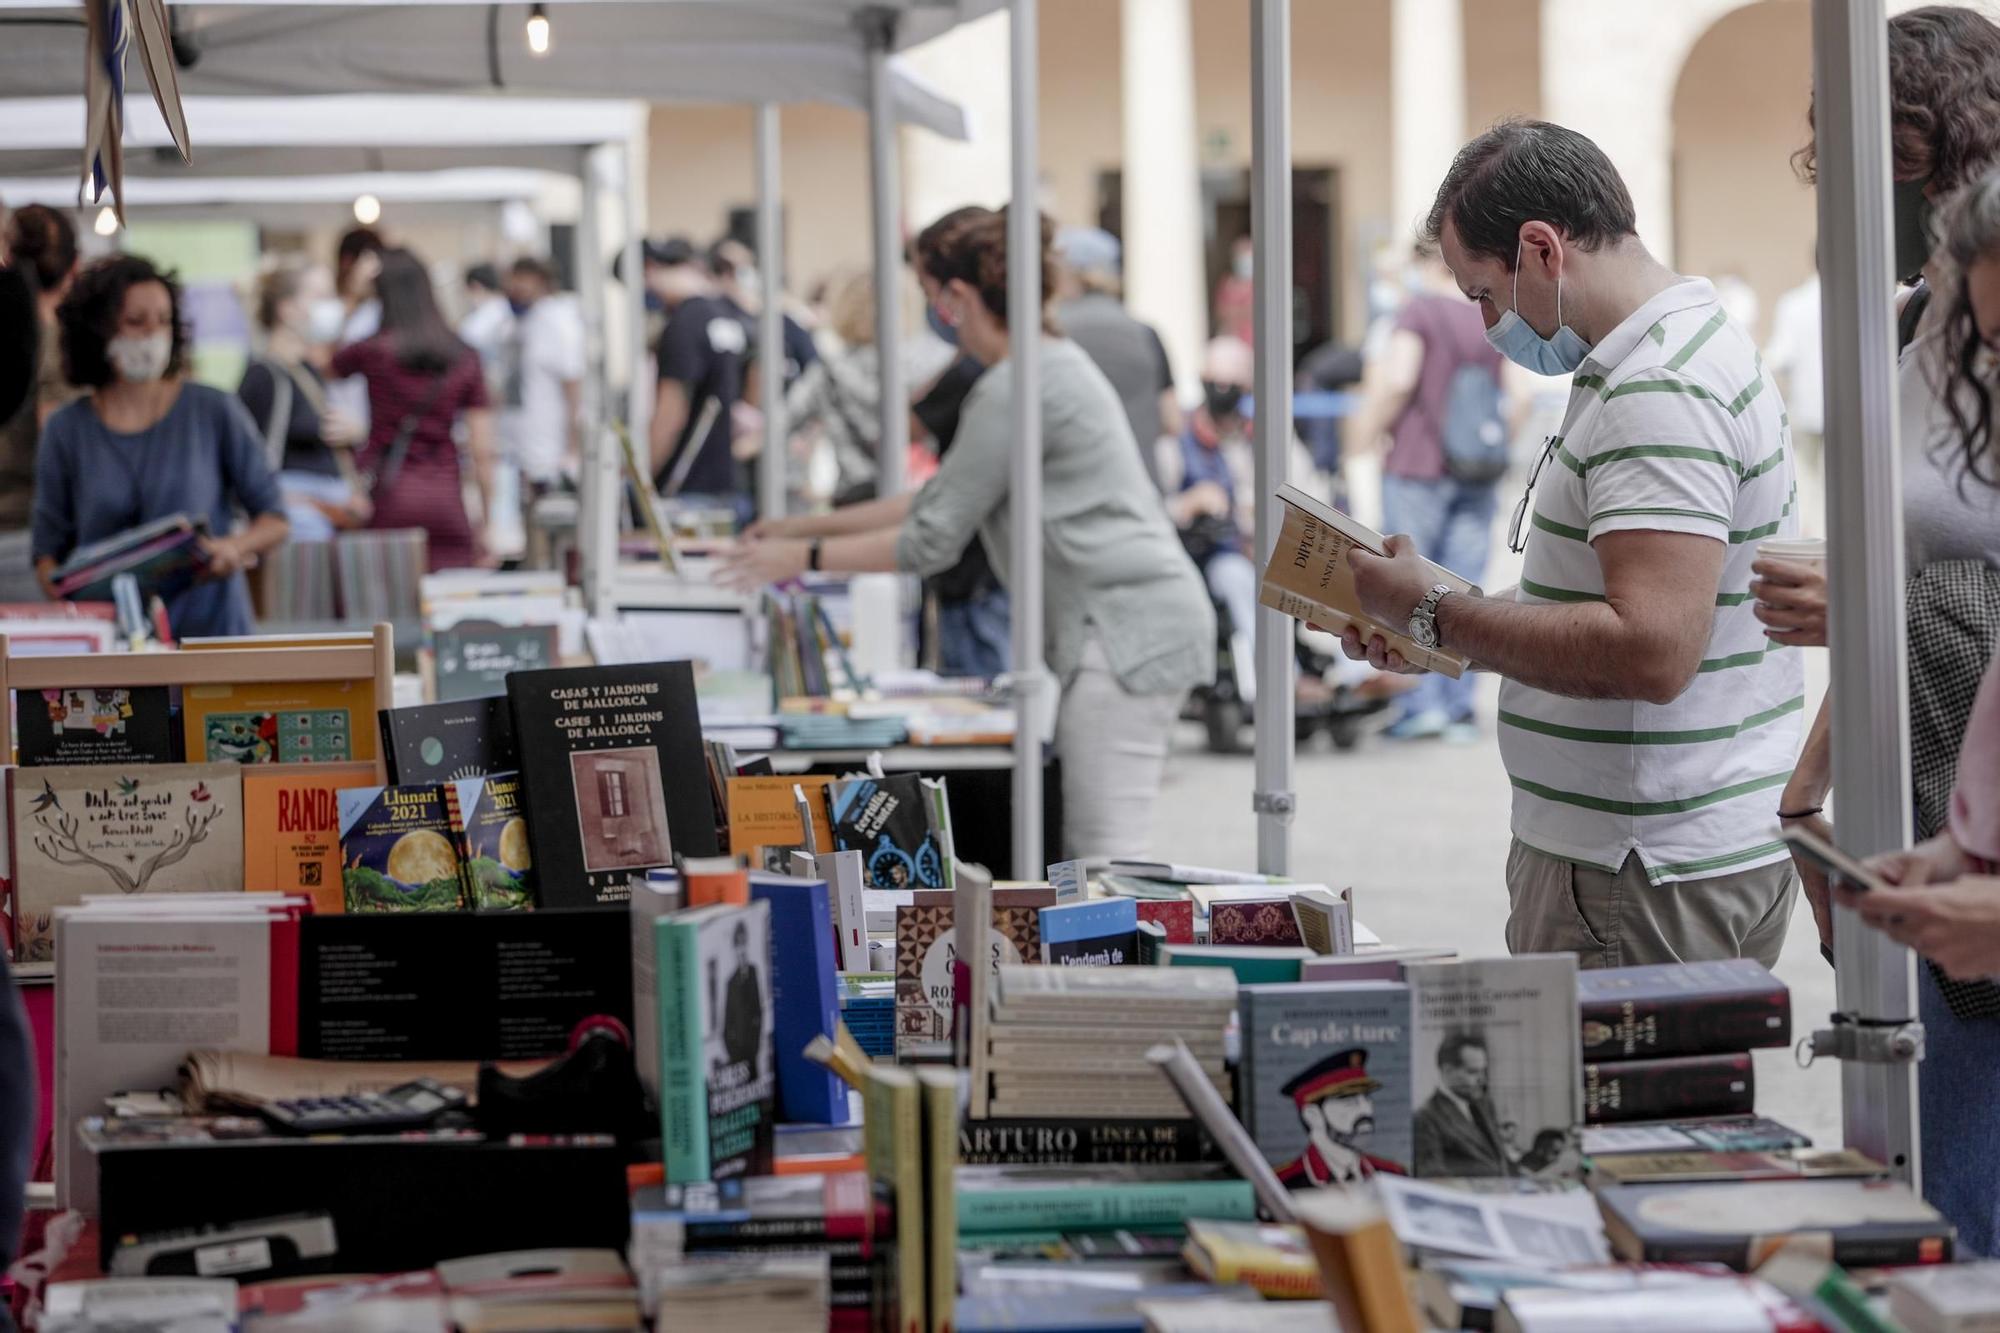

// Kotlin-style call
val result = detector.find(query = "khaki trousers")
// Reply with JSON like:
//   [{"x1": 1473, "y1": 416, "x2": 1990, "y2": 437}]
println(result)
[{"x1": 1504, "y1": 839, "x2": 1796, "y2": 971}]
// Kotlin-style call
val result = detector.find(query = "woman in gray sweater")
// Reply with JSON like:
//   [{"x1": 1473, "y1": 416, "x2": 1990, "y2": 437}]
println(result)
[{"x1": 722, "y1": 209, "x2": 1215, "y2": 861}]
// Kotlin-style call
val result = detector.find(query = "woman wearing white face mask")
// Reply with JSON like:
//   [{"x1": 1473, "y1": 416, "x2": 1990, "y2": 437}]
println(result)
[{"x1": 33, "y1": 255, "x2": 288, "y2": 637}]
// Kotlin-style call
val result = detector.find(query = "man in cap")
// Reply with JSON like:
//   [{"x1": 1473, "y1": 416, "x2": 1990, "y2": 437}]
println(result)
[
  {"x1": 1052, "y1": 226, "x2": 1181, "y2": 486},
  {"x1": 1275, "y1": 1047, "x2": 1407, "y2": 1185}
]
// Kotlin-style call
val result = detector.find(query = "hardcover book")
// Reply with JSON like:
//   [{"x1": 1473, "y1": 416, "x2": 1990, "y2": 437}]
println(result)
[
  {"x1": 453, "y1": 773, "x2": 534, "y2": 911},
  {"x1": 829, "y1": 774, "x2": 952, "y2": 890},
  {"x1": 1208, "y1": 898, "x2": 1306, "y2": 947},
  {"x1": 1137, "y1": 900, "x2": 1195, "y2": 945},
  {"x1": 12, "y1": 763, "x2": 245, "y2": 962},
  {"x1": 433, "y1": 621, "x2": 558, "y2": 703},
  {"x1": 1039, "y1": 898, "x2": 1139, "y2": 967},
  {"x1": 508, "y1": 663, "x2": 718, "y2": 908},
  {"x1": 1596, "y1": 1177, "x2": 1955, "y2": 1271},
  {"x1": 183, "y1": 679, "x2": 374, "y2": 765},
  {"x1": 1406, "y1": 955, "x2": 1581, "y2": 1180},
  {"x1": 336, "y1": 785, "x2": 467, "y2": 913},
  {"x1": 379, "y1": 697, "x2": 518, "y2": 785},
  {"x1": 748, "y1": 872, "x2": 848, "y2": 1126},
  {"x1": 1583, "y1": 1052, "x2": 1754, "y2": 1126},
  {"x1": 1240, "y1": 981, "x2": 1414, "y2": 1186},
  {"x1": 658, "y1": 901, "x2": 775, "y2": 1183},
  {"x1": 1159, "y1": 944, "x2": 1314, "y2": 984},
  {"x1": 1577, "y1": 959, "x2": 1791, "y2": 1061},
  {"x1": 16, "y1": 687, "x2": 175, "y2": 767},
  {"x1": 895, "y1": 890, "x2": 1048, "y2": 1055},
  {"x1": 1586, "y1": 1148, "x2": 1886, "y2": 1188},
  {"x1": 241, "y1": 762, "x2": 383, "y2": 914}
]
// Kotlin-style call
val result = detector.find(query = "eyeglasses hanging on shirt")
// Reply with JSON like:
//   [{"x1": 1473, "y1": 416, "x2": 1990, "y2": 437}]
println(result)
[{"x1": 1507, "y1": 435, "x2": 1561, "y2": 555}]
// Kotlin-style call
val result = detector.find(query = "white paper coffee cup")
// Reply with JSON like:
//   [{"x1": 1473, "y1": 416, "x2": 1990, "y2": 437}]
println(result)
[{"x1": 1756, "y1": 536, "x2": 1827, "y2": 571}]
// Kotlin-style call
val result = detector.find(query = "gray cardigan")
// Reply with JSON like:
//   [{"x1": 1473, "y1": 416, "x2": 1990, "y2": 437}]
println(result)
[{"x1": 897, "y1": 336, "x2": 1216, "y2": 697}]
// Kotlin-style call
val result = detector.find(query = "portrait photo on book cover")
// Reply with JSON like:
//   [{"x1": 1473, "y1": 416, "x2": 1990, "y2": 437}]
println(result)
[
  {"x1": 1413, "y1": 1024, "x2": 1576, "y2": 1179},
  {"x1": 705, "y1": 907, "x2": 774, "y2": 1126},
  {"x1": 569, "y1": 747, "x2": 671, "y2": 872}
]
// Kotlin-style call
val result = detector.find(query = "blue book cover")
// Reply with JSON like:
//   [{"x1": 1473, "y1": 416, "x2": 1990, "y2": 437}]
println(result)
[
  {"x1": 749, "y1": 871, "x2": 849, "y2": 1125},
  {"x1": 1239, "y1": 981, "x2": 1414, "y2": 1188},
  {"x1": 1038, "y1": 898, "x2": 1140, "y2": 967}
]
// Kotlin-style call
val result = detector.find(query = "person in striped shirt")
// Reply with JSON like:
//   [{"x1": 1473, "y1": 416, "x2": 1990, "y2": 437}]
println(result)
[{"x1": 1341, "y1": 121, "x2": 1803, "y2": 970}]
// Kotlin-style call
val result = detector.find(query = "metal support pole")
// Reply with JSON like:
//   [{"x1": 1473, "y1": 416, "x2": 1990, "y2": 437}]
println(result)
[
  {"x1": 1811, "y1": 0, "x2": 1921, "y2": 1184},
  {"x1": 755, "y1": 104, "x2": 787, "y2": 523},
  {"x1": 604, "y1": 134, "x2": 651, "y2": 615},
  {"x1": 863, "y1": 9, "x2": 909, "y2": 499},
  {"x1": 573, "y1": 145, "x2": 609, "y2": 602},
  {"x1": 1249, "y1": 0, "x2": 1295, "y2": 875},
  {"x1": 1007, "y1": 0, "x2": 1044, "y2": 876}
]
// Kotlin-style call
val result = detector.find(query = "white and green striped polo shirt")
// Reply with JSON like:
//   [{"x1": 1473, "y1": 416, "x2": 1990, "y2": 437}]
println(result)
[{"x1": 1500, "y1": 278, "x2": 1803, "y2": 884}]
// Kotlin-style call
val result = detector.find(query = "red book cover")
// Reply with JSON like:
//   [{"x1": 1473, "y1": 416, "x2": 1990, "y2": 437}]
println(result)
[
  {"x1": 1136, "y1": 900, "x2": 1194, "y2": 944},
  {"x1": 1208, "y1": 898, "x2": 1304, "y2": 947}
]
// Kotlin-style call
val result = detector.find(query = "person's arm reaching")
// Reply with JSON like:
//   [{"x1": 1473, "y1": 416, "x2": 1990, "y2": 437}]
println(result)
[
  {"x1": 650, "y1": 378, "x2": 690, "y2": 476},
  {"x1": 465, "y1": 407, "x2": 499, "y2": 533},
  {"x1": 747, "y1": 492, "x2": 915, "y2": 541}
]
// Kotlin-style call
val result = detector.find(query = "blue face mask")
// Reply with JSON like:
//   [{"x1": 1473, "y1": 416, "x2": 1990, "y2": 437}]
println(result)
[
  {"x1": 1485, "y1": 239, "x2": 1590, "y2": 375},
  {"x1": 926, "y1": 302, "x2": 959, "y2": 348}
]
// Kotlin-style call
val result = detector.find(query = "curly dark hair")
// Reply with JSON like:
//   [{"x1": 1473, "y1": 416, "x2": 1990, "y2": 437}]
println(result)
[
  {"x1": 1929, "y1": 169, "x2": 2000, "y2": 492},
  {"x1": 1422, "y1": 119, "x2": 1638, "y2": 268},
  {"x1": 1798, "y1": 6, "x2": 2000, "y2": 191},
  {"x1": 917, "y1": 206, "x2": 1058, "y2": 333},
  {"x1": 56, "y1": 254, "x2": 188, "y2": 389},
  {"x1": 5, "y1": 204, "x2": 78, "y2": 294}
]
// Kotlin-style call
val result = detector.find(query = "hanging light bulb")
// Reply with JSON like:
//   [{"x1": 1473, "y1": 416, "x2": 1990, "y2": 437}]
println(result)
[
  {"x1": 93, "y1": 206, "x2": 119, "y2": 237},
  {"x1": 353, "y1": 194, "x2": 383, "y2": 226},
  {"x1": 525, "y1": 3, "x2": 551, "y2": 57}
]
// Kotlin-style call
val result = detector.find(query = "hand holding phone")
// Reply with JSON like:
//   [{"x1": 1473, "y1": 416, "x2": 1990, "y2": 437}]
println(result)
[{"x1": 1781, "y1": 825, "x2": 1890, "y2": 895}]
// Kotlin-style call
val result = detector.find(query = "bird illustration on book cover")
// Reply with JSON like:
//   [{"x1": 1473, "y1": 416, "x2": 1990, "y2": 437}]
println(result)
[{"x1": 12, "y1": 764, "x2": 245, "y2": 961}]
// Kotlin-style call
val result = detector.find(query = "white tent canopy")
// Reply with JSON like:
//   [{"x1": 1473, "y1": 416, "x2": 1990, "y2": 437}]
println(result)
[
  {"x1": 0, "y1": 95, "x2": 646, "y2": 178},
  {"x1": 0, "y1": 165, "x2": 559, "y2": 208},
  {"x1": 0, "y1": 1, "x2": 977, "y2": 137}
]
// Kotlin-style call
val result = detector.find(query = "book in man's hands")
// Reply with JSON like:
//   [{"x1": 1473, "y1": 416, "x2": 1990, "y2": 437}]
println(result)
[{"x1": 1259, "y1": 483, "x2": 1479, "y2": 678}]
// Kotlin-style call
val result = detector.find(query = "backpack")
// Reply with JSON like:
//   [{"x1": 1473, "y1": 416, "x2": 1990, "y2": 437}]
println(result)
[{"x1": 1437, "y1": 362, "x2": 1510, "y2": 484}]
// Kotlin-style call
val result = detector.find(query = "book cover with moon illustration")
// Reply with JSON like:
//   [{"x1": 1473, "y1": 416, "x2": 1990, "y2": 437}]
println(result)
[
  {"x1": 10, "y1": 763, "x2": 245, "y2": 962},
  {"x1": 336, "y1": 784, "x2": 468, "y2": 913},
  {"x1": 454, "y1": 772, "x2": 534, "y2": 911}
]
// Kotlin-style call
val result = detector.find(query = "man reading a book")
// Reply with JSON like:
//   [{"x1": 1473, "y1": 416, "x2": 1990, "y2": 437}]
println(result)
[{"x1": 1339, "y1": 121, "x2": 1803, "y2": 971}]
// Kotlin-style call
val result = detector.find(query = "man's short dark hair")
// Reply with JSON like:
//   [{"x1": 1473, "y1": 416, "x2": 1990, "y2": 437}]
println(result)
[
  {"x1": 1423, "y1": 119, "x2": 1638, "y2": 268},
  {"x1": 509, "y1": 255, "x2": 556, "y2": 286},
  {"x1": 465, "y1": 263, "x2": 502, "y2": 293},
  {"x1": 1437, "y1": 1032, "x2": 1488, "y2": 1072}
]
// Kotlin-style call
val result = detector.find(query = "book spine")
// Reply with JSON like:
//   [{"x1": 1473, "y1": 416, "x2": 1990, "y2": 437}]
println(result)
[
  {"x1": 891, "y1": 1082, "x2": 924, "y2": 1333},
  {"x1": 1579, "y1": 986, "x2": 1791, "y2": 1061},
  {"x1": 956, "y1": 1118, "x2": 1222, "y2": 1167},
  {"x1": 955, "y1": 1180, "x2": 1257, "y2": 1234},
  {"x1": 920, "y1": 1075, "x2": 957, "y2": 1333},
  {"x1": 1214, "y1": 1259, "x2": 1325, "y2": 1300},
  {"x1": 1583, "y1": 1053, "x2": 1755, "y2": 1125},
  {"x1": 659, "y1": 920, "x2": 711, "y2": 1182}
]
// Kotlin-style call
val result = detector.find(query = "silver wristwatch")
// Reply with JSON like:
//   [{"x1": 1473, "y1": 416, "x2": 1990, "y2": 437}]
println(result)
[{"x1": 1408, "y1": 582, "x2": 1453, "y2": 650}]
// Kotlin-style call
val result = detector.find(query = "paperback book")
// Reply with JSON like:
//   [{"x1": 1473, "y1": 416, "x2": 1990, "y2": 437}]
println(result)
[
  {"x1": 1596, "y1": 1177, "x2": 1954, "y2": 1270},
  {"x1": 1039, "y1": 898, "x2": 1139, "y2": 967},
  {"x1": 336, "y1": 785, "x2": 466, "y2": 913},
  {"x1": 241, "y1": 762, "x2": 383, "y2": 914},
  {"x1": 726, "y1": 775, "x2": 834, "y2": 862},
  {"x1": 1406, "y1": 955, "x2": 1582, "y2": 1179},
  {"x1": 12, "y1": 763, "x2": 246, "y2": 963},
  {"x1": 453, "y1": 773, "x2": 534, "y2": 911},
  {"x1": 183, "y1": 679, "x2": 374, "y2": 764},
  {"x1": 16, "y1": 687, "x2": 175, "y2": 767},
  {"x1": 508, "y1": 663, "x2": 718, "y2": 908},
  {"x1": 828, "y1": 774, "x2": 953, "y2": 890},
  {"x1": 894, "y1": 890, "x2": 1049, "y2": 1055},
  {"x1": 748, "y1": 872, "x2": 847, "y2": 1125},
  {"x1": 379, "y1": 697, "x2": 519, "y2": 785},
  {"x1": 658, "y1": 900, "x2": 775, "y2": 1183},
  {"x1": 1239, "y1": 981, "x2": 1414, "y2": 1186}
]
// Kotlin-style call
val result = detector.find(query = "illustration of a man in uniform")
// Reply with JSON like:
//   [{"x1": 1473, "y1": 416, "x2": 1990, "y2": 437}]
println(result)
[{"x1": 1275, "y1": 1047, "x2": 1407, "y2": 1185}]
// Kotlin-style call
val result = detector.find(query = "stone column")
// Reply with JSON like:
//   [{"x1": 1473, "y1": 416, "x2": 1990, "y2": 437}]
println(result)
[{"x1": 1120, "y1": 0, "x2": 1206, "y2": 394}]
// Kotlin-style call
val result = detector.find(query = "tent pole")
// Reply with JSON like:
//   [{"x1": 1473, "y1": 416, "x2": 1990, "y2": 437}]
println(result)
[
  {"x1": 1810, "y1": 0, "x2": 1922, "y2": 1185},
  {"x1": 573, "y1": 144, "x2": 612, "y2": 605},
  {"x1": 1250, "y1": 0, "x2": 1295, "y2": 876},
  {"x1": 1008, "y1": 0, "x2": 1044, "y2": 877},
  {"x1": 755, "y1": 103, "x2": 787, "y2": 523},
  {"x1": 864, "y1": 11, "x2": 909, "y2": 499},
  {"x1": 615, "y1": 134, "x2": 650, "y2": 614}
]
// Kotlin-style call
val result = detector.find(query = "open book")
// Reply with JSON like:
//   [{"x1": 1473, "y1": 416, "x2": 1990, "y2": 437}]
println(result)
[{"x1": 1258, "y1": 484, "x2": 1479, "y2": 679}]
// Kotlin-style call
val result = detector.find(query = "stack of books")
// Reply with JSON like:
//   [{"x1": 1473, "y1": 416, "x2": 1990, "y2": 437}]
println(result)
[
  {"x1": 985, "y1": 965, "x2": 1236, "y2": 1120},
  {"x1": 1577, "y1": 960, "x2": 1792, "y2": 1129}
]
